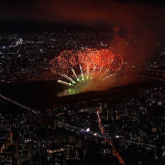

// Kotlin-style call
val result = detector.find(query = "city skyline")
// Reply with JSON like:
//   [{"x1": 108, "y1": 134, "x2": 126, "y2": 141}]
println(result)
[{"x1": 0, "y1": 0, "x2": 165, "y2": 164}]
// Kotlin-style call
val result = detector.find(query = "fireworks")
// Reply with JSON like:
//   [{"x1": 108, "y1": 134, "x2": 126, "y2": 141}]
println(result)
[{"x1": 49, "y1": 48, "x2": 123, "y2": 91}]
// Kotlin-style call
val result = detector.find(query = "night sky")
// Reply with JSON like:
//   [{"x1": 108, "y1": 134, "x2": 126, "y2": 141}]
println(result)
[{"x1": 0, "y1": 0, "x2": 165, "y2": 33}]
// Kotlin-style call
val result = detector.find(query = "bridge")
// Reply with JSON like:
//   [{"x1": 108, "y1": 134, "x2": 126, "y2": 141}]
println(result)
[
  {"x1": 0, "y1": 93, "x2": 38, "y2": 114},
  {"x1": 57, "y1": 120, "x2": 112, "y2": 139},
  {"x1": 57, "y1": 120, "x2": 165, "y2": 150}
]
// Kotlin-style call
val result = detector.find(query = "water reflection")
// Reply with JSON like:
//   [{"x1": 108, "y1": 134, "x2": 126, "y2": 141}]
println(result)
[{"x1": 56, "y1": 88, "x2": 79, "y2": 97}]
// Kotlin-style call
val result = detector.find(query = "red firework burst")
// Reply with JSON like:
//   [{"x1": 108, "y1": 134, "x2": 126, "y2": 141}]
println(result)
[
  {"x1": 108, "y1": 53, "x2": 123, "y2": 71},
  {"x1": 49, "y1": 48, "x2": 123, "y2": 75},
  {"x1": 78, "y1": 48, "x2": 99, "y2": 70}
]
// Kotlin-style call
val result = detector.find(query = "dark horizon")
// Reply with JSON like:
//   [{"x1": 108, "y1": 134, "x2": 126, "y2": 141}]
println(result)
[
  {"x1": 1, "y1": 0, "x2": 165, "y2": 34},
  {"x1": 0, "y1": 20, "x2": 115, "y2": 34}
]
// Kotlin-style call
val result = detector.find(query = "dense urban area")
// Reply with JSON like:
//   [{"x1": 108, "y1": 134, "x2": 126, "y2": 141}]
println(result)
[{"x1": 0, "y1": 31, "x2": 165, "y2": 165}]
